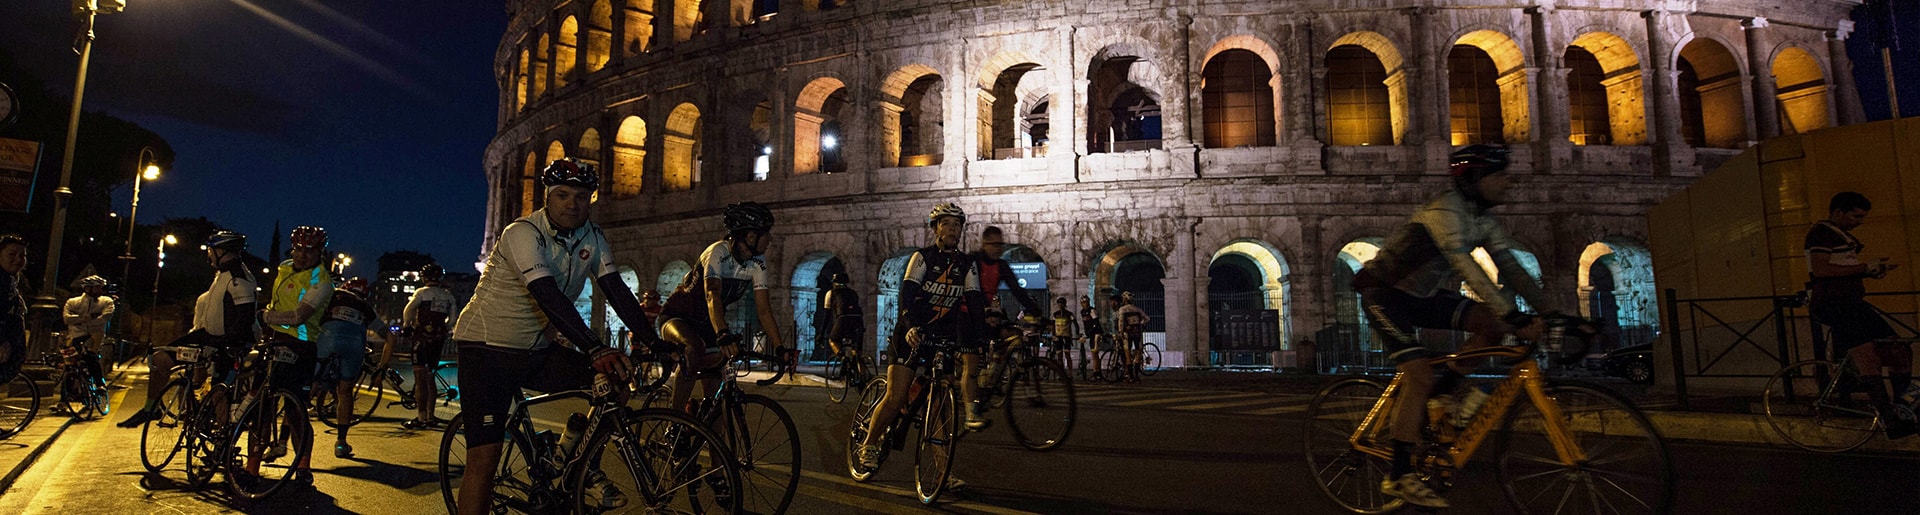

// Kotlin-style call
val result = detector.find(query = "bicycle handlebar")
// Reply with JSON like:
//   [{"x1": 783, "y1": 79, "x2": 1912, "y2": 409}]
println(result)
[{"x1": 733, "y1": 348, "x2": 793, "y2": 386}]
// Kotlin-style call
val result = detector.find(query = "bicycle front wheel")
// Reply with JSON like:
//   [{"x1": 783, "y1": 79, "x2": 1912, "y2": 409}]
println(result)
[
  {"x1": 1004, "y1": 357, "x2": 1076, "y2": 451},
  {"x1": 1139, "y1": 343, "x2": 1162, "y2": 377},
  {"x1": 438, "y1": 413, "x2": 465, "y2": 513},
  {"x1": 848, "y1": 378, "x2": 888, "y2": 482},
  {"x1": 825, "y1": 354, "x2": 849, "y2": 404},
  {"x1": 58, "y1": 372, "x2": 89, "y2": 419},
  {"x1": 1301, "y1": 377, "x2": 1400, "y2": 515},
  {"x1": 722, "y1": 394, "x2": 800, "y2": 514},
  {"x1": 0, "y1": 373, "x2": 38, "y2": 439},
  {"x1": 225, "y1": 390, "x2": 312, "y2": 500},
  {"x1": 1496, "y1": 382, "x2": 1673, "y2": 515},
  {"x1": 1762, "y1": 359, "x2": 1879, "y2": 453},
  {"x1": 572, "y1": 407, "x2": 742, "y2": 514},
  {"x1": 142, "y1": 378, "x2": 196, "y2": 473},
  {"x1": 914, "y1": 380, "x2": 959, "y2": 505}
]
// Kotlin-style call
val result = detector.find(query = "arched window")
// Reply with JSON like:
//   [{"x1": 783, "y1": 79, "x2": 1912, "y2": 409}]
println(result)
[
  {"x1": 515, "y1": 48, "x2": 530, "y2": 111},
  {"x1": 981, "y1": 57, "x2": 1047, "y2": 160},
  {"x1": 881, "y1": 65, "x2": 943, "y2": 167},
  {"x1": 623, "y1": 0, "x2": 654, "y2": 56},
  {"x1": 674, "y1": 0, "x2": 702, "y2": 42},
  {"x1": 577, "y1": 128, "x2": 602, "y2": 172},
  {"x1": 1088, "y1": 48, "x2": 1163, "y2": 153},
  {"x1": 545, "y1": 140, "x2": 567, "y2": 166},
  {"x1": 1201, "y1": 49, "x2": 1276, "y2": 148},
  {"x1": 1676, "y1": 38, "x2": 1746, "y2": 148},
  {"x1": 613, "y1": 116, "x2": 646, "y2": 199},
  {"x1": 1773, "y1": 47, "x2": 1831, "y2": 135},
  {"x1": 1565, "y1": 33, "x2": 1648, "y2": 145},
  {"x1": 750, "y1": 100, "x2": 773, "y2": 181},
  {"x1": 1326, "y1": 45, "x2": 1392, "y2": 146},
  {"x1": 521, "y1": 152, "x2": 539, "y2": 216},
  {"x1": 1564, "y1": 47, "x2": 1611, "y2": 145},
  {"x1": 1447, "y1": 45, "x2": 1505, "y2": 145},
  {"x1": 584, "y1": 1, "x2": 612, "y2": 73},
  {"x1": 794, "y1": 78, "x2": 849, "y2": 174},
  {"x1": 664, "y1": 103, "x2": 701, "y2": 191},
  {"x1": 556, "y1": 16, "x2": 578, "y2": 88},
  {"x1": 532, "y1": 33, "x2": 551, "y2": 98}
]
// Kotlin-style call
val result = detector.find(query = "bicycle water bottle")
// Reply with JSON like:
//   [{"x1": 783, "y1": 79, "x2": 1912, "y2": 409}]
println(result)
[
  {"x1": 559, "y1": 412, "x2": 589, "y2": 458},
  {"x1": 1453, "y1": 384, "x2": 1494, "y2": 429}
]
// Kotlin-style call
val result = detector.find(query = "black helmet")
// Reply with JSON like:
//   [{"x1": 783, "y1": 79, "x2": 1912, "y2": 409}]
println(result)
[
  {"x1": 723, "y1": 202, "x2": 775, "y2": 233},
  {"x1": 206, "y1": 230, "x2": 247, "y2": 251},
  {"x1": 540, "y1": 158, "x2": 600, "y2": 191},
  {"x1": 1448, "y1": 145, "x2": 1510, "y2": 184},
  {"x1": 830, "y1": 273, "x2": 848, "y2": 286},
  {"x1": 421, "y1": 263, "x2": 445, "y2": 282}
]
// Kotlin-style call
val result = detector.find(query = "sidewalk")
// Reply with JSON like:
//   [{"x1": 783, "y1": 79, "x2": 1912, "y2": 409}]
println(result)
[{"x1": 0, "y1": 361, "x2": 141, "y2": 493}]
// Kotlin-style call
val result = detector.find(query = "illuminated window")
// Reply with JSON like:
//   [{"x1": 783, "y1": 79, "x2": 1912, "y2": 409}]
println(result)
[
  {"x1": 1447, "y1": 45, "x2": 1505, "y2": 145},
  {"x1": 1564, "y1": 47, "x2": 1611, "y2": 145},
  {"x1": 664, "y1": 103, "x2": 701, "y2": 191},
  {"x1": 584, "y1": 1, "x2": 612, "y2": 73},
  {"x1": 556, "y1": 16, "x2": 578, "y2": 88},
  {"x1": 750, "y1": 101, "x2": 772, "y2": 181},
  {"x1": 1201, "y1": 49, "x2": 1276, "y2": 148},
  {"x1": 1088, "y1": 52, "x2": 1162, "y2": 153},
  {"x1": 983, "y1": 62, "x2": 1046, "y2": 160},
  {"x1": 623, "y1": 1, "x2": 654, "y2": 55},
  {"x1": 613, "y1": 116, "x2": 647, "y2": 198},
  {"x1": 1326, "y1": 45, "x2": 1392, "y2": 146},
  {"x1": 794, "y1": 78, "x2": 849, "y2": 174}
]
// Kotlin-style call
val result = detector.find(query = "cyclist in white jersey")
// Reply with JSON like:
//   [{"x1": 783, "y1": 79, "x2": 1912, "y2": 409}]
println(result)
[
  {"x1": 399, "y1": 262, "x2": 460, "y2": 430},
  {"x1": 657, "y1": 202, "x2": 789, "y2": 413}
]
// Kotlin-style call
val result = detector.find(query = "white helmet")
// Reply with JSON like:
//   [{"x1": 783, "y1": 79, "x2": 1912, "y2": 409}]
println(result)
[{"x1": 927, "y1": 202, "x2": 966, "y2": 227}]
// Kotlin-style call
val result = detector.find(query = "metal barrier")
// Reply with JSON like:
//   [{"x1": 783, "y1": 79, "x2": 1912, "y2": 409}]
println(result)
[{"x1": 1663, "y1": 288, "x2": 1920, "y2": 409}]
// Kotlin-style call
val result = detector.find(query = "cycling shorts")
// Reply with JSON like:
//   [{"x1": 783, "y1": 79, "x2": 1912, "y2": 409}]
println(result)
[
  {"x1": 1360, "y1": 286, "x2": 1480, "y2": 364},
  {"x1": 263, "y1": 332, "x2": 319, "y2": 397},
  {"x1": 317, "y1": 321, "x2": 367, "y2": 379},
  {"x1": 885, "y1": 324, "x2": 978, "y2": 368},
  {"x1": 458, "y1": 341, "x2": 594, "y2": 448},
  {"x1": 412, "y1": 335, "x2": 447, "y2": 369},
  {"x1": 1810, "y1": 299, "x2": 1897, "y2": 355}
]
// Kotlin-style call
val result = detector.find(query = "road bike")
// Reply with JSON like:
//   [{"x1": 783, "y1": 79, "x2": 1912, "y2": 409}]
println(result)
[
  {"x1": 385, "y1": 358, "x2": 459, "y2": 411},
  {"x1": 310, "y1": 350, "x2": 382, "y2": 429},
  {"x1": 1757, "y1": 337, "x2": 1920, "y2": 453},
  {"x1": 54, "y1": 342, "x2": 110, "y2": 420},
  {"x1": 1303, "y1": 319, "x2": 1673, "y2": 514},
  {"x1": 640, "y1": 342, "x2": 800, "y2": 514},
  {"x1": 847, "y1": 337, "x2": 963, "y2": 505},
  {"x1": 0, "y1": 360, "x2": 40, "y2": 440},
  {"x1": 142, "y1": 339, "x2": 314, "y2": 501},
  {"x1": 978, "y1": 325, "x2": 1077, "y2": 451},
  {"x1": 823, "y1": 337, "x2": 876, "y2": 404},
  {"x1": 438, "y1": 376, "x2": 742, "y2": 514}
]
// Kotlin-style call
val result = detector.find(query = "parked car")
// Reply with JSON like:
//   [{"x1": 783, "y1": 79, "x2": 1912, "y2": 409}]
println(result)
[{"x1": 1600, "y1": 343, "x2": 1655, "y2": 384}]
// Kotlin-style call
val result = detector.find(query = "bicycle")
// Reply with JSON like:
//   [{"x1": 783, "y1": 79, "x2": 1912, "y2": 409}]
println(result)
[
  {"x1": 1097, "y1": 332, "x2": 1159, "y2": 381},
  {"x1": 847, "y1": 336, "x2": 964, "y2": 505},
  {"x1": 54, "y1": 342, "x2": 110, "y2": 420},
  {"x1": 143, "y1": 338, "x2": 314, "y2": 501},
  {"x1": 978, "y1": 324, "x2": 1077, "y2": 451},
  {"x1": 311, "y1": 350, "x2": 383, "y2": 429},
  {"x1": 824, "y1": 338, "x2": 877, "y2": 404},
  {"x1": 1758, "y1": 342, "x2": 1916, "y2": 452},
  {"x1": 0, "y1": 360, "x2": 41, "y2": 440},
  {"x1": 437, "y1": 375, "x2": 743, "y2": 514},
  {"x1": 385, "y1": 358, "x2": 459, "y2": 411},
  {"x1": 1302, "y1": 319, "x2": 1673, "y2": 514},
  {"x1": 640, "y1": 344, "x2": 801, "y2": 514}
]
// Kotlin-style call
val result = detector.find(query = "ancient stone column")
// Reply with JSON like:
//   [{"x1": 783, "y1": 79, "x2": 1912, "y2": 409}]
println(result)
[
  {"x1": 1828, "y1": 21, "x2": 1868, "y2": 126},
  {"x1": 1644, "y1": 9, "x2": 1686, "y2": 175},
  {"x1": 1745, "y1": 17, "x2": 1780, "y2": 139},
  {"x1": 1530, "y1": 7, "x2": 1572, "y2": 172}
]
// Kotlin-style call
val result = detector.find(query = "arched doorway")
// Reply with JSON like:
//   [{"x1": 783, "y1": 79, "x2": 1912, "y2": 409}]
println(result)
[
  {"x1": 1208, "y1": 239, "x2": 1291, "y2": 367},
  {"x1": 601, "y1": 266, "x2": 641, "y2": 352},
  {"x1": 656, "y1": 260, "x2": 693, "y2": 298},
  {"x1": 791, "y1": 252, "x2": 847, "y2": 361},
  {"x1": 1331, "y1": 239, "x2": 1383, "y2": 373},
  {"x1": 1580, "y1": 238, "x2": 1658, "y2": 352},
  {"x1": 874, "y1": 249, "x2": 917, "y2": 359},
  {"x1": 1091, "y1": 243, "x2": 1167, "y2": 363}
]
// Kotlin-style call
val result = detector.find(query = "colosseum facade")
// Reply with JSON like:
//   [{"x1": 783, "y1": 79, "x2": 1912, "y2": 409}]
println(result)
[{"x1": 483, "y1": 0, "x2": 1867, "y2": 369}]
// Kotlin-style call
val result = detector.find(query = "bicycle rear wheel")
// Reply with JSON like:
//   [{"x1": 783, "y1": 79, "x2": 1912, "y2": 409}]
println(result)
[
  {"x1": 225, "y1": 390, "x2": 312, "y2": 500},
  {"x1": 914, "y1": 380, "x2": 959, "y2": 505},
  {"x1": 87, "y1": 380, "x2": 109, "y2": 418},
  {"x1": 1139, "y1": 343, "x2": 1162, "y2": 377},
  {"x1": 1301, "y1": 377, "x2": 1400, "y2": 515},
  {"x1": 1762, "y1": 359, "x2": 1879, "y2": 453},
  {"x1": 1496, "y1": 382, "x2": 1673, "y2": 515},
  {"x1": 58, "y1": 372, "x2": 89, "y2": 419},
  {"x1": 0, "y1": 373, "x2": 38, "y2": 439},
  {"x1": 437, "y1": 413, "x2": 465, "y2": 513},
  {"x1": 572, "y1": 407, "x2": 742, "y2": 514},
  {"x1": 183, "y1": 388, "x2": 226, "y2": 489},
  {"x1": 721, "y1": 394, "x2": 800, "y2": 514},
  {"x1": 1004, "y1": 357, "x2": 1075, "y2": 451},
  {"x1": 142, "y1": 378, "x2": 196, "y2": 473},
  {"x1": 848, "y1": 378, "x2": 888, "y2": 482},
  {"x1": 318, "y1": 366, "x2": 384, "y2": 428},
  {"x1": 825, "y1": 354, "x2": 849, "y2": 404}
]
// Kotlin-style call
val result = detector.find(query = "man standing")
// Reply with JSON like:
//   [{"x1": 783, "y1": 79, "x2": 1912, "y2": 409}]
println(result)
[
  {"x1": 0, "y1": 235, "x2": 29, "y2": 385},
  {"x1": 401, "y1": 263, "x2": 459, "y2": 430},
  {"x1": 823, "y1": 273, "x2": 863, "y2": 360},
  {"x1": 1805, "y1": 191, "x2": 1912, "y2": 438},
  {"x1": 260, "y1": 225, "x2": 334, "y2": 483},
  {"x1": 1114, "y1": 291, "x2": 1148, "y2": 382},
  {"x1": 63, "y1": 275, "x2": 114, "y2": 384}
]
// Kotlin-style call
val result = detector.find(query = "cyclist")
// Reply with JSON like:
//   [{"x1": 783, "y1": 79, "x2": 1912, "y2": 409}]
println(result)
[
  {"x1": 1078, "y1": 295, "x2": 1103, "y2": 378},
  {"x1": 1804, "y1": 191, "x2": 1913, "y2": 438},
  {"x1": 1354, "y1": 144, "x2": 1551, "y2": 508},
  {"x1": 317, "y1": 277, "x2": 386, "y2": 457},
  {"x1": 657, "y1": 201, "x2": 789, "y2": 414},
  {"x1": 855, "y1": 202, "x2": 984, "y2": 491},
  {"x1": 400, "y1": 262, "x2": 459, "y2": 430},
  {"x1": 451, "y1": 158, "x2": 657, "y2": 515},
  {"x1": 1050, "y1": 297, "x2": 1075, "y2": 370},
  {"x1": 823, "y1": 273, "x2": 865, "y2": 370},
  {"x1": 119, "y1": 231, "x2": 260, "y2": 428},
  {"x1": 260, "y1": 225, "x2": 335, "y2": 483},
  {"x1": 1114, "y1": 291, "x2": 1148, "y2": 382},
  {"x1": 0, "y1": 235, "x2": 27, "y2": 385},
  {"x1": 62, "y1": 275, "x2": 114, "y2": 386},
  {"x1": 972, "y1": 226, "x2": 1041, "y2": 423}
]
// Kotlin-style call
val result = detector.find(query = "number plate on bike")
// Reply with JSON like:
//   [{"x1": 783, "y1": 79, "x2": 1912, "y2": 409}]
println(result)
[
  {"x1": 272, "y1": 347, "x2": 299, "y2": 364},
  {"x1": 175, "y1": 346, "x2": 202, "y2": 363}
]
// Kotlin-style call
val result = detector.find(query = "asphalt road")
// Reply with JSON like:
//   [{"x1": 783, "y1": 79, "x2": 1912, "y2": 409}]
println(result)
[{"x1": 1, "y1": 365, "x2": 1917, "y2": 514}]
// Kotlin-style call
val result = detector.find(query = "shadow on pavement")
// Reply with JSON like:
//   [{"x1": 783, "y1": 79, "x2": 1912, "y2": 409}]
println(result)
[
  {"x1": 132, "y1": 470, "x2": 352, "y2": 513},
  {"x1": 324, "y1": 456, "x2": 439, "y2": 489}
]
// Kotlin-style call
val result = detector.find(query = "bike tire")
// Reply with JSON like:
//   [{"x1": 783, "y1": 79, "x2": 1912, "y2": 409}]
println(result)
[
  {"x1": 724, "y1": 394, "x2": 801, "y2": 514},
  {"x1": 58, "y1": 372, "x2": 89, "y2": 420},
  {"x1": 0, "y1": 373, "x2": 39, "y2": 439},
  {"x1": 437, "y1": 413, "x2": 465, "y2": 513},
  {"x1": 1762, "y1": 359, "x2": 1879, "y2": 453},
  {"x1": 1004, "y1": 357, "x2": 1076, "y2": 451},
  {"x1": 142, "y1": 378, "x2": 196, "y2": 473},
  {"x1": 183, "y1": 388, "x2": 226, "y2": 489},
  {"x1": 225, "y1": 389, "x2": 312, "y2": 500},
  {"x1": 848, "y1": 378, "x2": 889, "y2": 482},
  {"x1": 1495, "y1": 382, "x2": 1673, "y2": 515},
  {"x1": 1301, "y1": 377, "x2": 1401, "y2": 515},
  {"x1": 914, "y1": 380, "x2": 959, "y2": 505},
  {"x1": 325, "y1": 365, "x2": 384, "y2": 428},
  {"x1": 572, "y1": 407, "x2": 743, "y2": 514},
  {"x1": 826, "y1": 354, "x2": 850, "y2": 404},
  {"x1": 1139, "y1": 343, "x2": 1162, "y2": 377},
  {"x1": 88, "y1": 379, "x2": 110, "y2": 418}
]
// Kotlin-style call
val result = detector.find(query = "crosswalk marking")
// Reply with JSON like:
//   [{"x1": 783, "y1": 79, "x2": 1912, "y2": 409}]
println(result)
[
  {"x1": 1173, "y1": 396, "x2": 1302, "y2": 411},
  {"x1": 1107, "y1": 393, "x2": 1246, "y2": 407},
  {"x1": 1247, "y1": 398, "x2": 1378, "y2": 416}
]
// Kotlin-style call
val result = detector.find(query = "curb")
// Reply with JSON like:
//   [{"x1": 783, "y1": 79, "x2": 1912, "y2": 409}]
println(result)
[
  {"x1": 0, "y1": 416, "x2": 75, "y2": 494},
  {"x1": 1644, "y1": 409, "x2": 1920, "y2": 453}
]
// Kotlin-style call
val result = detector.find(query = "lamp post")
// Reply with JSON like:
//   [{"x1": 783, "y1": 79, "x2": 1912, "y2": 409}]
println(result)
[
  {"x1": 147, "y1": 233, "x2": 175, "y2": 345},
  {"x1": 119, "y1": 146, "x2": 160, "y2": 284},
  {"x1": 333, "y1": 253, "x2": 352, "y2": 276},
  {"x1": 34, "y1": 1, "x2": 127, "y2": 358}
]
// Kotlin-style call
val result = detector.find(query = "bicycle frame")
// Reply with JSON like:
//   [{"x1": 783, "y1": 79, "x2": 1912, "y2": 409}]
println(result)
[{"x1": 1350, "y1": 345, "x2": 1588, "y2": 473}]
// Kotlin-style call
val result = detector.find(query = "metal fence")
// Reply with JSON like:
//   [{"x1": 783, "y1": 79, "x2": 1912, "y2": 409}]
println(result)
[{"x1": 1662, "y1": 288, "x2": 1920, "y2": 409}]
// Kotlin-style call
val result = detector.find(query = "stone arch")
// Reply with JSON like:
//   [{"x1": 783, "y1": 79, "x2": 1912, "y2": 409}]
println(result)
[
  {"x1": 1091, "y1": 242, "x2": 1166, "y2": 333},
  {"x1": 613, "y1": 116, "x2": 647, "y2": 199},
  {"x1": 746, "y1": 94, "x2": 774, "y2": 181},
  {"x1": 979, "y1": 52, "x2": 1050, "y2": 159},
  {"x1": 1566, "y1": 31, "x2": 1648, "y2": 145},
  {"x1": 622, "y1": 0, "x2": 653, "y2": 56},
  {"x1": 545, "y1": 140, "x2": 567, "y2": 167},
  {"x1": 1678, "y1": 37, "x2": 1748, "y2": 148},
  {"x1": 673, "y1": 0, "x2": 701, "y2": 43},
  {"x1": 601, "y1": 264, "x2": 641, "y2": 351},
  {"x1": 656, "y1": 259, "x2": 693, "y2": 298},
  {"x1": 879, "y1": 64, "x2": 944, "y2": 167},
  {"x1": 515, "y1": 48, "x2": 530, "y2": 111},
  {"x1": 1451, "y1": 29, "x2": 1531, "y2": 143},
  {"x1": 790, "y1": 251, "x2": 847, "y2": 361},
  {"x1": 875, "y1": 248, "x2": 917, "y2": 354},
  {"x1": 521, "y1": 152, "x2": 539, "y2": 216},
  {"x1": 1208, "y1": 239, "x2": 1292, "y2": 352},
  {"x1": 584, "y1": 1, "x2": 613, "y2": 73},
  {"x1": 1579, "y1": 238, "x2": 1658, "y2": 351},
  {"x1": 533, "y1": 32, "x2": 551, "y2": 97},
  {"x1": 794, "y1": 76, "x2": 850, "y2": 174},
  {"x1": 1464, "y1": 246, "x2": 1543, "y2": 312},
  {"x1": 664, "y1": 102, "x2": 701, "y2": 191},
  {"x1": 1200, "y1": 48, "x2": 1279, "y2": 148},
  {"x1": 1772, "y1": 45, "x2": 1831, "y2": 135},
  {"x1": 1089, "y1": 43, "x2": 1166, "y2": 153},
  {"x1": 1330, "y1": 238, "x2": 1384, "y2": 372},
  {"x1": 1326, "y1": 31, "x2": 1410, "y2": 145},
  {"x1": 577, "y1": 128, "x2": 602, "y2": 170},
  {"x1": 556, "y1": 16, "x2": 578, "y2": 88}
]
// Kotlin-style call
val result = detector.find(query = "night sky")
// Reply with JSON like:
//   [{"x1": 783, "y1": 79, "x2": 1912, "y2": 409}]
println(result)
[{"x1": 0, "y1": 1, "x2": 505, "y2": 274}]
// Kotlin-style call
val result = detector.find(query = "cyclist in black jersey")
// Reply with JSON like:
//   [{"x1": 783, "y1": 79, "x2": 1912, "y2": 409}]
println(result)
[
  {"x1": 658, "y1": 202, "x2": 790, "y2": 414},
  {"x1": 824, "y1": 273, "x2": 864, "y2": 359},
  {"x1": 317, "y1": 277, "x2": 386, "y2": 457}
]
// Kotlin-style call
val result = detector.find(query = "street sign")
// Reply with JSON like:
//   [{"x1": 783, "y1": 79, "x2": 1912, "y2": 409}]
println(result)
[
  {"x1": 1211, "y1": 309, "x2": 1281, "y2": 351},
  {"x1": 0, "y1": 137, "x2": 43, "y2": 213},
  {"x1": 1008, "y1": 261, "x2": 1046, "y2": 289}
]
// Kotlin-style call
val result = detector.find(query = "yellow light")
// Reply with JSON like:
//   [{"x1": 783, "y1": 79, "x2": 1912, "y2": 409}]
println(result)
[
  {"x1": 142, "y1": 164, "x2": 161, "y2": 181},
  {"x1": 164, "y1": 234, "x2": 178, "y2": 245}
]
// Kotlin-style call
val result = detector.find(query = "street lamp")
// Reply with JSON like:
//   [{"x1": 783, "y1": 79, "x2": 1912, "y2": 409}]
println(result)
[
  {"x1": 148, "y1": 233, "x2": 175, "y2": 345},
  {"x1": 120, "y1": 146, "x2": 161, "y2": 284},
  {"x1": 333, "y1": 253, "x2": 353, "y2": 276}
]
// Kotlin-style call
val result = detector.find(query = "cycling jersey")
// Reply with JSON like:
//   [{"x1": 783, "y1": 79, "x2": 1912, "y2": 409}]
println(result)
[
  {"x1": 323, "y1": 289, "x2": 378, "y2": 327},
  {"x1": 660, "y1": 239, "x2": 769, "y2": 329},
  {"x1": 1805, "y1": 220, "x2": 1868, "y2": 305},
  {"x1": 193, "y1": 266, "x2": 260, "y2": 340},
  {"x1": 1116, "y1": 304, "x2": 1148, "y2": 333},
  {"x1": 1051, "y1": 308, "x2": 1074, "y2": 337},
  {"x1": 897, "y1": 246, "x2": 979, "y2": 336},
  {"x1": 62, "y1": 293, "x2": 115, "y2": 344},
  {"x1": 404, "y1": 285, "x2": 460, "y2": 342},
  {"x1": 824, "y1": 284, "x2": 863, "y2": 340},
  {"x1": 974, "y1": 255, "x2": 1040, "y2": 316},
  {"x1": 1080, "y1": 308, "x2": 1103, "y2": 336},
  {"x1": 319, "y1": 289, "x2": 377, "y2": 379},
  {"x1": 454, "y1": 210, "x2": 615, "y2": 350},
  {"x1": 266, "y1": 260, "x2": 334, "y2": 341},
  {"x1": 1358, "y1": 189, "x2": 1537, "y2": 317}
]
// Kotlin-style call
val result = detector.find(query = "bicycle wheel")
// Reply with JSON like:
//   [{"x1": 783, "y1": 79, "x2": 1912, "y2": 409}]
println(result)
[
  {"x1": 142, "y1": 378, "x2": 197, "y2": 473},
  {"x1": 1100, "y1": 350, "x2": 1126, "y2": 383},
  {"x1": 225, "y1": 390, "x2": 312, "y2": 500},
  {"x1": 1495, "y1": 382, "x2": 1673, "y2": 515},
  {"x1": 913, "y1": 380, "x2": 959, "y2": 505},
  {"x1": 183, "y1": 390, "x2": 226, "y2": 489},
  {"x1": 572, "y1": 407, "x2": 742, "y2": 514},
  {"x1": 320, "y1": 367, "x2": 384, "y2": 429},
  {"x1": 58, "y1": 372, "x2": 88, "y2": 419},
  {"x1": 1762, "y1": 359, "x2": 1879, "y2": 453},
  {"x1": 486, "y1": 424, "x2": 546, "y2": 512},
  {"x1": 721, "y1": 394, "x2": 800, "y2": 514},
  {"x1": 87, "y1": 379, "x2": 110, "y2": 418},
  {"x1": 438, "y1": 413, "x2": 466, "y2": 513},
  {"x1": 1301, "y1": 377, "x2": 1401, "y2": 515},
  {"x1": 825, "y1": 354, "x2": 850, "y2": 404},
  {"x1": 848, "y1": 378, "x2": 888, "y2": 482},
  {"x1": 1004, "y1": 357, "x2": 1076, "y2": 451},
  {"x1": 1139, "y1": 343, "x2": 1162, "y2": 377},
  {"x1": 0, "y1": 373, "x2": 38, "y2": 439}
]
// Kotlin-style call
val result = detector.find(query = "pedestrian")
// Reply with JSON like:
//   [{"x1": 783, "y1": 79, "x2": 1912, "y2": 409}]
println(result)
[{"x1": 0, "y1": 235, "x2": 29, "y2": 385}]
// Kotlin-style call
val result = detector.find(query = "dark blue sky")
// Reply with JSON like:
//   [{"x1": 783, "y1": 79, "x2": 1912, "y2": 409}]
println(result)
[{"x1": 0, "y1": 1, "x2": 505, "y2": 274}]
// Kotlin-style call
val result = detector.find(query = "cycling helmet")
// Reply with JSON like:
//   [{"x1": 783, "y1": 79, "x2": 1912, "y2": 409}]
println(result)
[
  {"x1": 339, "y1": 277, "x2": 370, "y2": 297},
  {"x1": 927, "y1": 202, "x2": 966, "y2": 227},
  {"x1": 290, "y1": 225, "x2": 329, "y2": 250},
  {"x1": 1448, "y1": 144, "x2": 1511, "y2": 184},
  {"x1": 79, "y1": 275, "x2": 107, "y2": 287},
  {"x1": 540, "y1": 158, "x2": 600, "y2": 191},
  {"x1": 0, "y1": 234, "x2": 24, "y2": 249},
  {"x1": 206, "y1": 230, "x2": 248, "y2": 252},
  {"x1": 723, "y1": 202, "x2": 775, "y2": 233},
  {"x1": 1121, "y1": 291, "x2": 1135, "y2": 303},
  {"x1": 830, "y1": 273, "x2": 848, "y2": 286},
  {"x1": 420, "y1": 263, "x2": 445, "y2": 282}
]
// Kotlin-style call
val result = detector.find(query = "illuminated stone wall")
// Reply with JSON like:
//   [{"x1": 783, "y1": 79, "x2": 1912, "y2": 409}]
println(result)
[{"x1": 483, "y1": 0, "x2": 1868, "y2": 367}]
